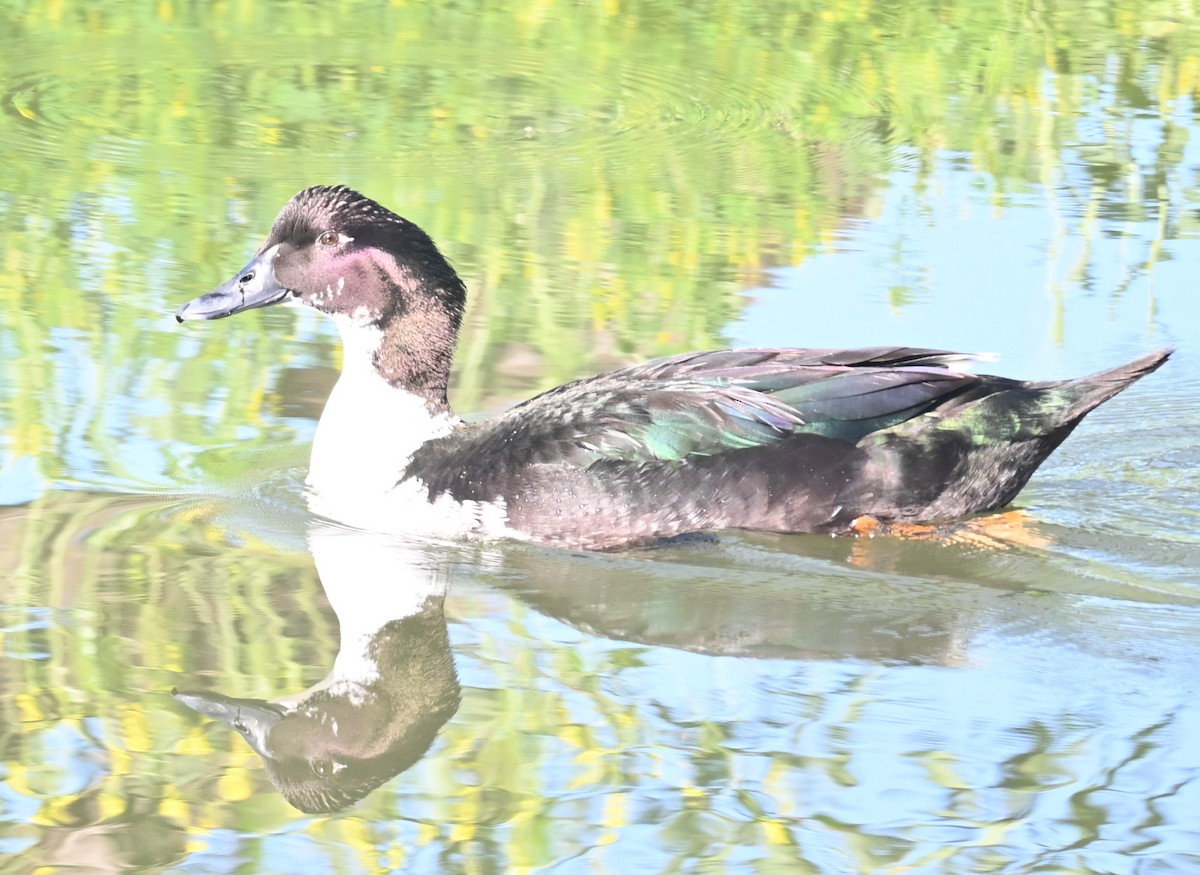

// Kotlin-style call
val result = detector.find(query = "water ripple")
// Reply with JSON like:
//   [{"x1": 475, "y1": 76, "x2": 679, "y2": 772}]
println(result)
[{"x1": 2, "y1": 44, "x2": 807, "y2": 181}]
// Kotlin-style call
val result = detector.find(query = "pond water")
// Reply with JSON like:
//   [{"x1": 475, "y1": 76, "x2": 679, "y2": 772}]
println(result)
[{"x1": 2, "y1": 2, "x2": 1200, "y2": 872}]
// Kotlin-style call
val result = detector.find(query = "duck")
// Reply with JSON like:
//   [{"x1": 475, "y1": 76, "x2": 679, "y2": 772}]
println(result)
[{"x1": 175, "y1": 185, "x2": 1172, "y2": 550}]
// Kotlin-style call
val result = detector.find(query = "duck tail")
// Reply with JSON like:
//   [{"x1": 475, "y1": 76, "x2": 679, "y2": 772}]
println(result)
[
  {"x1": 849, "y1": 348, "x2": 1172, "y2": 525},
  {"x1": 1048, "y1": 347, "x2": 1173, "y2": 420}
]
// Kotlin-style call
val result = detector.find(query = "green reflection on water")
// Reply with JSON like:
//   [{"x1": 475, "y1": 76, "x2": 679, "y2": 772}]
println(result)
[
  {"x1": 4, "y1": 0, "x2": 1198, "y2": 492},
  {"x1": 6, "y1": 491, "x2": 1197, "y2": 871}
]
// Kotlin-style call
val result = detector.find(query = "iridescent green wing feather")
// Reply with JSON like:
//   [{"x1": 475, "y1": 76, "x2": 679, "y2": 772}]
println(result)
[{"x1": 536, "y1": 348, "x2": 982, "y2": 464}]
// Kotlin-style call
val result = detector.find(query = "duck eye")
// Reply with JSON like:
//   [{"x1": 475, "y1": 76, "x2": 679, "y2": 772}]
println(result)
[{"x1": 317, "y1": 230, "x2": 340, "y2": 246}]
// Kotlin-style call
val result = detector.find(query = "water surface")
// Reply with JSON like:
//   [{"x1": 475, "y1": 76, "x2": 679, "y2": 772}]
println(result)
[{"x1": 2, "y1": 2, "x2": 1199, "y2": 872}]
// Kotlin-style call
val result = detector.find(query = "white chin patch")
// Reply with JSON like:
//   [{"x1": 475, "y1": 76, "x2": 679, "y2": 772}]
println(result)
[
  {"x1": 347, "y1": 304, "x2": 380, "y2": 326},
  {"x1": 332, "y1": 314, "x2": 385, "y2": 364}
]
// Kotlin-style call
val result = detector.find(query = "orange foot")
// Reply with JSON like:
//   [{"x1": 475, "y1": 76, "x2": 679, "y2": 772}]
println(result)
[
  {"x1": 952, "y1": 509, "x2": 1051, "y2": 550},
  {"x1": 848, "y1": 514, "x2": 945, "y2": 539},
  {"x1": 847, "y1": 510, "x2": 1049, "y2": 549},
  {"x1": 849, "y1": 514, "x2": 883, "y2": 537}
]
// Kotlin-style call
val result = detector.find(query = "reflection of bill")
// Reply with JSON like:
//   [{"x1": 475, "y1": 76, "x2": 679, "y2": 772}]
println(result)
[
  {"x1": 174, "y1": 525, "x2": 460, "y2": 814},
  {"x1": 172, "y1": 518, "x2": 998, "y2": 813}
]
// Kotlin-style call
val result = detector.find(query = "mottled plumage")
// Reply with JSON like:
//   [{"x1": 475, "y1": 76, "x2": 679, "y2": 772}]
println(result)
[{"x1": 176, "y1": 185, "x2": 1171, "y2": 549}]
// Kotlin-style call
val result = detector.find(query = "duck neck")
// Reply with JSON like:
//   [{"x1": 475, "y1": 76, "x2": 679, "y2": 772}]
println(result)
[
  {"x1": 373, "y1": 282, "x2": 462, "y2": 416},
  {"x1": 306, "y1": 315, "x2": 461, "y2": 509}
]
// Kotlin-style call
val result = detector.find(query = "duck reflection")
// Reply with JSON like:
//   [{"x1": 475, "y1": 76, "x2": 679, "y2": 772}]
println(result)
[
  {"x1": 174, "y1": 524, "x2": 460, "y2": 814},
  {"x1": 498, "y1": 539, "x2": 978, "y2": 663},
  {"x1": 174, "y1": 516, "x2": 991, "y2": 814}
]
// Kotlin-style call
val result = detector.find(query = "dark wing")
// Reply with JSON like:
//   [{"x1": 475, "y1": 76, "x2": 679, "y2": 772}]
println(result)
[
  {"x1": 626, "y1": 346, "x2": 986, "y2": 379},
  {"x1": 555, "y1": 347, "x2": 990, "y2": 457},
  {"x1": 405, "y1": 347, "x2": 988, "y2": 494}
]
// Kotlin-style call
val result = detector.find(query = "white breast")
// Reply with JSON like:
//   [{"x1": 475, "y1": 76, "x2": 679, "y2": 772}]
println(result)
[{"x1": 304, "y1": 319, "x2": 522, "y2": 541}]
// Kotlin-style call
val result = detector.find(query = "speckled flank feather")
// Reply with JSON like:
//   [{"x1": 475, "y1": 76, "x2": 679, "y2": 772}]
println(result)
[{"x1": 176, "y1": 185, "x2": 1173, "y2": 549}]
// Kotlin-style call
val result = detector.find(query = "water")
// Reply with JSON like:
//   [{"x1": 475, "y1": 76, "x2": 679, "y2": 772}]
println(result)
[{"x1": 2, "y1": 2, "x2": 1200, "y2": 872}]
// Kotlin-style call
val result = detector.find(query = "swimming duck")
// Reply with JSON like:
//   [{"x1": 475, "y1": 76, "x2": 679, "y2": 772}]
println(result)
[{"x1": 175, "y1": 185, "x2": 1171, "y2": 550}]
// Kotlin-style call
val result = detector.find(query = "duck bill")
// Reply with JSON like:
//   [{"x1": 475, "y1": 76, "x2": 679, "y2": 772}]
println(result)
[
  {"x1": 175, "y1": 243, "x2": 290, "y2": 322},
  {"x1": 173, "y1": 688, "x2": 285, "y2": 756}
]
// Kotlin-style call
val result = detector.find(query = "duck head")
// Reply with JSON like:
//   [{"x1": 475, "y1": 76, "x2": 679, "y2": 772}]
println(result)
[
  {"x1": 173, "y1": 607, "x2": 461, "y2": 814},
  {"x1": 176, "y1": 185, "x2": 467, "y2": 409}
]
